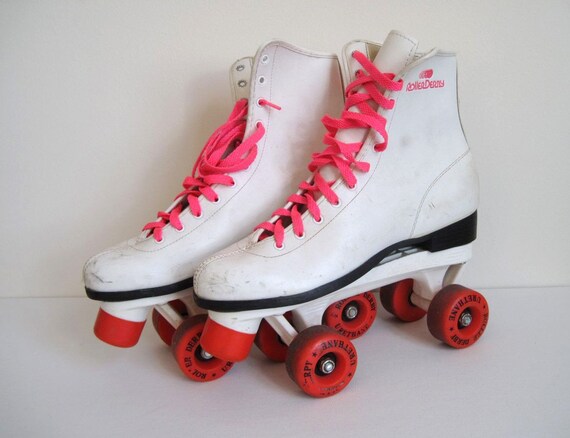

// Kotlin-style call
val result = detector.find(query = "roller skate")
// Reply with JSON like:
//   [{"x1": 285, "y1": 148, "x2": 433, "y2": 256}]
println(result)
[
  {"x1": 82, "y1": 40, "x2": 344, "y2": 381},
  {"x1": 194, "y1": 30, "x2": 488, "y2": 397}
]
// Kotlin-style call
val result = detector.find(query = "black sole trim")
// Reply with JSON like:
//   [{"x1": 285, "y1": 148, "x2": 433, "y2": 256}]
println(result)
[
  {"x1": 194, "y1": 211, "x2": 477, "y2": 312},
  {"x1": 85, "y1": 276, "x2": 194, "y2": 302}
]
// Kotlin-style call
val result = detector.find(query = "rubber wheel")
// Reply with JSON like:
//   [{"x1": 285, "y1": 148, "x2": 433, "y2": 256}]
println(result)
[
  {"x1": 427, "y1": 284, "x2": 489, "y2": 349},
  {"x1": 286, "y1": 325, "x2": 357, "y2": 398},
  {"x1": 171, "y1": 314, "x2": 233, "y2": 381},
  {"x1": 323, "y1": 292, "x2": 377, "y2": 339},
  {"x1": 152, "y1": 299, "x2": 189, "y2": 346},
  {"x1": 380, "y1": 279, "x2": 426, "y2": 322},
  {"x1": 254, "y1": 312, "x2": 293, "y2": 362}
]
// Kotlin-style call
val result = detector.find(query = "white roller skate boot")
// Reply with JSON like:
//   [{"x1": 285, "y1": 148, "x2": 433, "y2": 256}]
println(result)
[
  {"x1": 83, "y1": 41, "x2": 344, "y2": 381},
  {"x1": 194, "y1": 30, "x2": 488, "y2": 397}
]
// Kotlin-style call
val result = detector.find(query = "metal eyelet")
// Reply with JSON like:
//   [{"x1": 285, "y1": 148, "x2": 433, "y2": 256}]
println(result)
[
  {"x1": 238, "y1": 80, "x2": 247, "y2": 88},
  {"x1": 261, "y1": 55, "x2": 269, "y2": 64},
  {"x1": 236, "y1": 64, "x2": 245, "y2": 72},
  {"x1": 258, "y1": 76, "x2": 265, "y2": 85},
  {"x1": 273, "y1": 242, "x2": 284, "y2": 250}
]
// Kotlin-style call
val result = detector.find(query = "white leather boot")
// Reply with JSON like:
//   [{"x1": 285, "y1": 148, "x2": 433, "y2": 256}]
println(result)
[
  {"x1": 82, "y1": 41, "x2": 344, "y2": 378},
  {"x1": 194, "y1": 31, "x2": 489, "y2": 397}
]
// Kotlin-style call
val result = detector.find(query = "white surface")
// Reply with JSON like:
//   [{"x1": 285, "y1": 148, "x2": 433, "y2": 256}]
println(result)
[
  {"x1": 2, "y1": 288, "x2": 568, "y2": 437},
  {"x1": 1, "y1": 1, "x2": 570, "y2": 298}
]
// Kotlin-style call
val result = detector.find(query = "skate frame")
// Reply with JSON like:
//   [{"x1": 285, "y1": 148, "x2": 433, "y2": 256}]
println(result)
[
  {"x1": 99, "y1": 290, "x2": 200, "y2": 326},
  {"x1": 209, "y1": 243, "x2": 473, "y2": 346}
]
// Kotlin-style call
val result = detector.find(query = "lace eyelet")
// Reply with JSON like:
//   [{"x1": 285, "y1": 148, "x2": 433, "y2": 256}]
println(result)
[
  {"x1": 347, "y1": 182, "x2": 357, "y2": 191},
  {"x1": 155, "y1": 237, "x2": 164, "y2": 244},
  {"x1": 237, "y1": 80, "x2": 247, "y2": 88},
  {"x1": 374, "y1": 142, "x2": 387, "y2": 152},
  {"x1": 261, "y1": 55, "x2": 269, "y2": 64},
  {"x1": 229, "y1": 179, "x2": 236, "y2": 187},
  {"x1": 258, "y1": 76, "x2": 265, "y2": 85},
  {"x1": 212, "y1": 197, "x2": 220, "y2": 204},
  {"x1": 256, "y1": 98, "x2": 263, "y2": 107},
  {"x1": 175, "y1": 225, "x2": 185, "y2": 233},
  {"x1": 331, "y1": 198, "x2": 342, "y2": 208},
  {"x1": 273, "y1": 242, "x2": 284, "y2": 250},
  {"x1": 193, "y1": 212, "x2": 203, "y2": 219},
  {"x1": 294, "y1": 232, "x2": 305, "y2": 240},
  {"x1": 312, "y1": 215, "x2": 324, "y2": 224},
  {"x1": 236, "y1": 64, "x2": 245, "y2": 72},
  {"x1": 255, "y1": 120, "x2": 263, "y2": 129}
]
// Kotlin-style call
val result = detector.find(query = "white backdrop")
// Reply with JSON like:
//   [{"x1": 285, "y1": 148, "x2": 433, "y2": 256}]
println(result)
[{"x1": 1, "y1": 0, "x2": 569, "y2": 298}]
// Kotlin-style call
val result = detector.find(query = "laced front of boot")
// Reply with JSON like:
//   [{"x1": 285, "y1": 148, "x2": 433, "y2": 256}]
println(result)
[
  {"x1": 144, "y1": 98, "x2": 280, "y2": 242},
  {"x1": 255, "y1": 51, "x2": 403, "y2": 248}
]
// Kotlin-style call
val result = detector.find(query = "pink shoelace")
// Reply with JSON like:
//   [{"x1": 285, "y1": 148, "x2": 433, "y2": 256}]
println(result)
[
  {"x1": 256, "y1": 51, "x2": 403, "y2": 248},
  {"x1": 143, "y1": 98, "x2": 280, "y2": 242}
]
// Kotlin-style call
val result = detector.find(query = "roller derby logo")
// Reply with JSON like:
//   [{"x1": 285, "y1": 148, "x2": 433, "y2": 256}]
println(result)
[{"x1": 406, "y1": 69, "x2": 445, "y2": 92}]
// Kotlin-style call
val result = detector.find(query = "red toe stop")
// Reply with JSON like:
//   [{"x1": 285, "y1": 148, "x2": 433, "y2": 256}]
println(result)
[
  {"x1": 94, "y1": 308, "x2": 146, "y2": 348},
  {"x1": 201, "y1": 317, "x2": 256, "y2": 362}
]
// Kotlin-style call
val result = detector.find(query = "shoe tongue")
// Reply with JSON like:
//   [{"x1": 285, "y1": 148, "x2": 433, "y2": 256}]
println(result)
[
  {"x1": 371, "y1": 30, "x2": 418, "y2": 76},
  {"x1": 319, "y1": 31, "x2": 418, "y2": 182}
]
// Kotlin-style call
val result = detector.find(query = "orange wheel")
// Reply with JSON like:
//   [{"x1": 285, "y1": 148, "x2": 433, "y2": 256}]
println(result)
[
  {"x1": 171, "y1": 314, "x2": 233, "y2": 382},
  {"x1": 380, "y1": 279, "x2": 426, "y2": 322},
  {"x1": 427, "y1": 284, "x2": 489, "y2": 349},
  {"x1": 323, "y1": 292, "x2": 377, "y2": 339},
  {"x1": 286, "y1": 325, "x2": 357, "y2": 398},
  {"x1": 152, "y1": 300, "x2": 189, "y2": 346},
  {"x1": 254, "y1": 312, "x2": 292, "y2": 362}
]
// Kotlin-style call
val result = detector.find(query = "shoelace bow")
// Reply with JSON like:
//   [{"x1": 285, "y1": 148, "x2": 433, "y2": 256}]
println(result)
[
  {"x1": 143, "y1": 98, "x2": 280, "y2": 242},
  {"x1": 255, "y1": 50, "x2": 403, "y2": 248}
]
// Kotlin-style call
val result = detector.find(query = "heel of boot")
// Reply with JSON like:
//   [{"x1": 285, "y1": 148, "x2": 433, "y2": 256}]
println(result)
[
  {"x1": 421, "y1": 211, "x2": 477, "y2": 252},
  {"x1": 94, "y1": 307, "x2": 147, "y2": 348}
]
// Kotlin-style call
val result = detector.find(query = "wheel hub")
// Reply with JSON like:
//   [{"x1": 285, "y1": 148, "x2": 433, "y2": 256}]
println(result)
[
  {"x1": 319, "y1": 358, "x2": 336, "y2": 374},
  {"x1": 200, "y1": 348, "x2": 214, "y2": 360},
  {"x1": 458, "y1": 311, "x2": 473, "y2": 328},
  {"x1": 344, "y1": 304, "x2": 359, "y2": 320}
]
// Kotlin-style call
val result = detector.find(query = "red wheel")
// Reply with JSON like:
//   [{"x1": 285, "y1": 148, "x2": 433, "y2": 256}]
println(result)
[
  {"x1": 152, "y1": 300, "x2": 188, "y2": 346},
  {"x1": 380, "y1": 279, "x2": 426, "y2": 322},
  {"x1": 254, "y1": 312, "x2": 292, "y2": 362},
  {"x1": 286, "y1": 325, "x2": 357, "y2": 398},
  {"x1": 427, "y1": 284, "x2": 489, "y2": 349},
  {"x1": 171, "y1": 314, "x2": 233, "y2": 382},
  {"x1": 323, "y1": 292, "x2": 377, "y2": 339}
]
